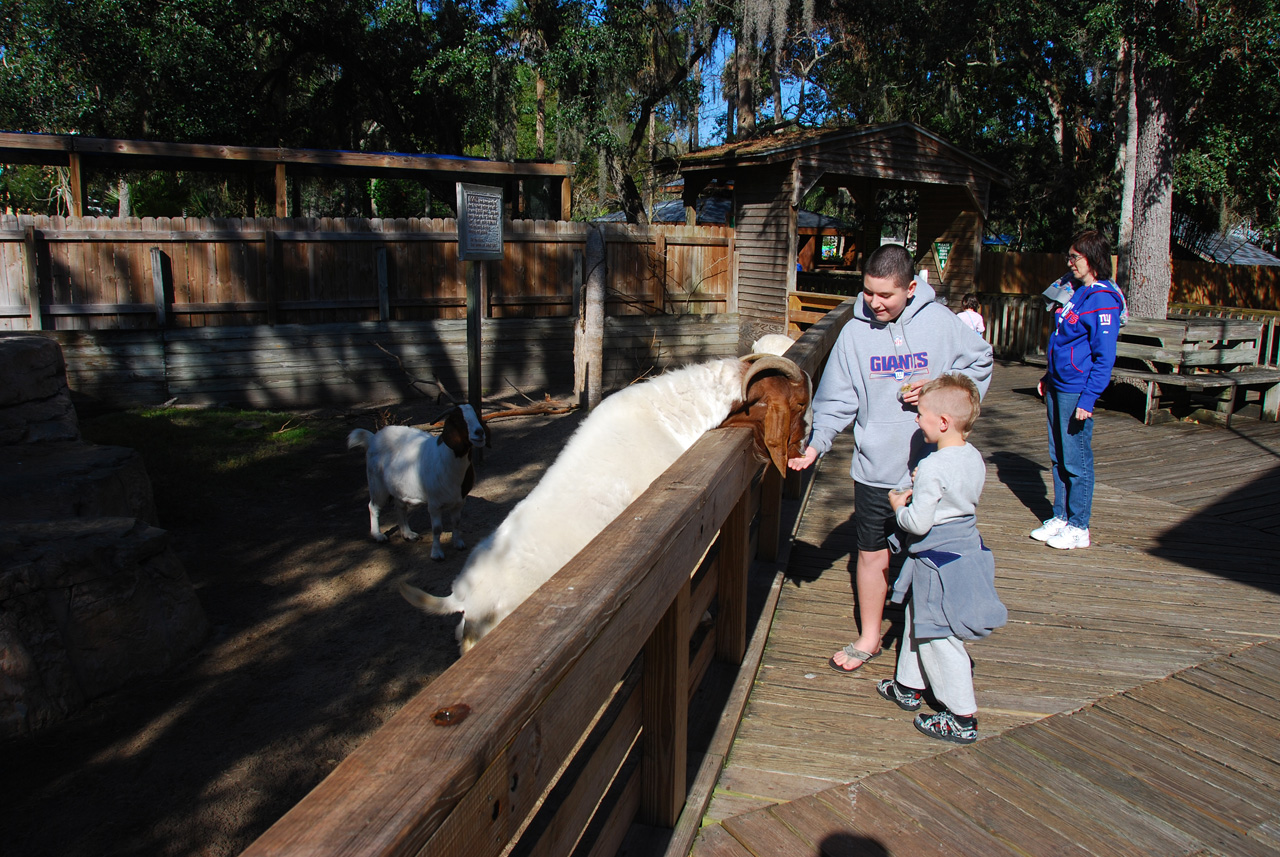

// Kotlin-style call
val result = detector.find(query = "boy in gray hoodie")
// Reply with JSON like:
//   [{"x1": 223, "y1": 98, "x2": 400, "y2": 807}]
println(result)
[{"x1": 788, "y1": 244, "x2": 992, "y2": 673}]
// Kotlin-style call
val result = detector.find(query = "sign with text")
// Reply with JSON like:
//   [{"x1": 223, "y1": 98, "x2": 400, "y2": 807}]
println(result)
[
  {"x1": 456, "y1": 183, "x2": 504, "y2": 260},
  {"x1": 932, "y1": 241, "x2": 953, "y2": 276}
]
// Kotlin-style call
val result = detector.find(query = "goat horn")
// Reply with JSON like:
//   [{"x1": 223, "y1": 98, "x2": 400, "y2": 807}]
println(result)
[{"x1": 740, "y1": 353, "x2": 805, "y2": 397}]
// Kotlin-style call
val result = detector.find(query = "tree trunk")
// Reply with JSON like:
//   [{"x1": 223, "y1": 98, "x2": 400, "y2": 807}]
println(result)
[
  {"x1": 117, "y1": 178, "x2": 131, "y2": 218},
  {"x1": 1127, "y1": 54, "x2": 1175, "y2": 320},
  {"x1": 574, "y1": 226, "x2": 606, "y2": 410},
  {"x1": 735, "y1": 37, "x2": 756, "y2": 137},
  {"x1": 770, "y1": 43, "x2": 784, "y2": 124},
  {"x1": 689, "y1": 50, "x2": 701, "y2": 149},
  {"x1": 1114, "y1": 39, "x2": 1138, "y2": 292},
  {"x1": 535, "y1": 73, "x2": 546, "y2": 159}
]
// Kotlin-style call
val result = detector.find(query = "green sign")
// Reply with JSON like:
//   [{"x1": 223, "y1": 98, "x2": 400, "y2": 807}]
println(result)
[{"x1": 933, "y1": 241, "x2": 953, "y2": 276}]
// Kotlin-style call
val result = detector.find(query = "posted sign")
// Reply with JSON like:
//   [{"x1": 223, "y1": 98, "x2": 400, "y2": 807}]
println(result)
[{"x1": 457, "y1": 183, "x2": 504, "y2": 260}]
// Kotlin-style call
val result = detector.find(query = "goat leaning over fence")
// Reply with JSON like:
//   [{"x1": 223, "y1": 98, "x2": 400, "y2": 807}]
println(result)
[
  {"x1": 400, "y1": 354, "x2": 813, "y2": 653},
  {"x1": 348, "y1": 404, "x2": 491, "y2": 560}
]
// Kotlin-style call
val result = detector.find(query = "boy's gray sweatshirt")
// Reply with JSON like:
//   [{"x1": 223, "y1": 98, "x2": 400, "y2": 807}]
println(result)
[{"x1": 807, "y1": 280, "x2": 993, "y2": 488}]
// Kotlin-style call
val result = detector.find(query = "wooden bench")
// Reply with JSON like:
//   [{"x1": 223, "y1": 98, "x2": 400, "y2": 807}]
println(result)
[{"x1": 1110, "y1": 316, "x2": 1280, "y2": 426}]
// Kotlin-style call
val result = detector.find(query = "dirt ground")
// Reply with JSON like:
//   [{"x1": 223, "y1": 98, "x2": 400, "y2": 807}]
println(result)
[{"x1": 0, "y1": 394, "x2": 588, "y2": 857}]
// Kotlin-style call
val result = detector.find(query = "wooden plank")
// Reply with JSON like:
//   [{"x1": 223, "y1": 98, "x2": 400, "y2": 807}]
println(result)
[
  {"x1": 719, "y1": 806, "x2": 819, "y2": 854},
  {"x1": 641, "y1": 579, "x2": 690, "y2": 827}
]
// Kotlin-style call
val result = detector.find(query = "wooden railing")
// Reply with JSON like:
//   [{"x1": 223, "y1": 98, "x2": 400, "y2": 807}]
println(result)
[
  {"x1": 237, "y1": 302, "x2": 857, "y2": 857},
  {"x1": 790, "y1": 289, "x2": 1051, "y2": 362}
]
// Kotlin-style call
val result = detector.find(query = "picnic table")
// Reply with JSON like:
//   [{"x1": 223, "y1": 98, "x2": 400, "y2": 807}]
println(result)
[{"x1": 1110, "y1": 316, "x2": 1280, "y2": 426}]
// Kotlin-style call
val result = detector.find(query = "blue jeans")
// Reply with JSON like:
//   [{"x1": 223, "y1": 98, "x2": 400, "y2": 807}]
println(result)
[{"x1": 1045, "y1": 390, "x2": 1094, "y2": 529}]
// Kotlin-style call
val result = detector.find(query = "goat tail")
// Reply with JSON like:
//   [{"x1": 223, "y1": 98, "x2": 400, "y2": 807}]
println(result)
[
  {"x1": 399, "y1": 580, "x2": 461, "y2": 615},
  {"x1": 347, "y1": 428, "x2": 374, "y2": 451}
]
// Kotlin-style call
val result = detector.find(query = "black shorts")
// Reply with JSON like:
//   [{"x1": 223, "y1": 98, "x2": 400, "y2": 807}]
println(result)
[{"x1": 854, "y1": 481, "x2": 896, "y2": 552}]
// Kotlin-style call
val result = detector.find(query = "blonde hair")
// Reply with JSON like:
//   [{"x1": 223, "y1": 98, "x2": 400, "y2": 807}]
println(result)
[{"x1": 919, "y1": 373, "x2": 981, "y2": 434}]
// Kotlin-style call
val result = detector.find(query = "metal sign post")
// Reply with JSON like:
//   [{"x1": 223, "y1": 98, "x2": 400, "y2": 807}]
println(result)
[{"x1": 457, "y1": 183, "x2": 504, "y2": 409}]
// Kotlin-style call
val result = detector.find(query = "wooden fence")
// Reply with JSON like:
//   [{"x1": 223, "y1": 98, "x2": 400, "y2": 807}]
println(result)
[
  {"x1": 236, "y1": 303, "x2": 855, "y2": 857},
  {"x1": 9, "y1": 314, "x2": 740, "y2": 412},
  {"x1": 0, "y1": 214, "x2": 740, "y2": 410},
  {"x1": 0, "y1": 215, "x2": 734, "y2": 330}
]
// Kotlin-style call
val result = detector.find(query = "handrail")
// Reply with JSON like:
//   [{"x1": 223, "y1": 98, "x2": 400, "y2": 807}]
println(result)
[{"x1": 239, "y1": 300, "x2": 859, "y2": 857}]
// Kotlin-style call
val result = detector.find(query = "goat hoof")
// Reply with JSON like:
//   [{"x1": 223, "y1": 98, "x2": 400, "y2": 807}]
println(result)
[
  {"x1": 403, "y1": 532, "x2": 421, "y2": 542},
  {"x1": 372, "y1": 533, "x2": 389, "y2": 543},
  {"x1": 430, "y1": 550, "x2": 446, "y2": 561}
]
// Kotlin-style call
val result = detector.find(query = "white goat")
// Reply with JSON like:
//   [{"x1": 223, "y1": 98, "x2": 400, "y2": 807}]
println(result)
[
  {"x1": 751, "y1": 333, "x2": 796, "y2": 357},
  {"x1": 348, "y1": 404, "x2": 490, "y2": 560},
  {"x1": 400, "y1": 354, "x2": 811, "y2": 653}
]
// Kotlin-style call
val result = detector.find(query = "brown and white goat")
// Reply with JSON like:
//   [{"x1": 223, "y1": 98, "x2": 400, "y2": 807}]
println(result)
[
  {"x1": 400, "y1": 355, "x2": 811, "y2": 653},
  {"x1": 348, "y1": 404, "x2": 491, "y2": 560}
]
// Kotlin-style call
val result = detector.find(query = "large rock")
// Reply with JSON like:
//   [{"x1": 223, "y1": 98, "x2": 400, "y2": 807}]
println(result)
[
  {"x1": 0, "y1": 335, "x2": 80, "y2": 444},
  {"x1": 0, "y1": 519, "x2": 208, "y2": 738},
  {"x1": 0, "y1": 335, "x2": 207, "y2": 738},
  {"x1": 0, "y1": 442, "x2": 157, "y2": 525}
]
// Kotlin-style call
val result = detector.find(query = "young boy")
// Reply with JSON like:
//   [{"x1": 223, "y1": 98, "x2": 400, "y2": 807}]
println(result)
[
  {"x1": 880, "y1": 374, "x2": 1006, "y2": 743},
  {"x1": 788, "y1": 244, "x2": 992, "y2": 673}
]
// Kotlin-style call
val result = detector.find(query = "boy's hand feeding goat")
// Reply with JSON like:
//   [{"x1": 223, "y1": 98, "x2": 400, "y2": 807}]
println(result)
[
  {"x1": 400, "y1": 354, "x2": 812, "y2": 653},
  {"x1": 348, "y1": 404, "x2": 490, "y2": 560}
]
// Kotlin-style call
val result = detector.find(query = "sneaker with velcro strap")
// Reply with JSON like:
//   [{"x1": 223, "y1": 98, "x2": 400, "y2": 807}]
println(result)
[
  {"x1": 876, "y1": 679, "x2": 924, "y2": 712},
  {"x1": 914, "y1": 709, "x2": 978, "y2": 744}
]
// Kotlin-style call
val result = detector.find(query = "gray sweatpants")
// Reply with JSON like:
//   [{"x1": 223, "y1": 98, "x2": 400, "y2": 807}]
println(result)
[{"x1": 895, "y1": 601, "x2": 977, "y2": 716}]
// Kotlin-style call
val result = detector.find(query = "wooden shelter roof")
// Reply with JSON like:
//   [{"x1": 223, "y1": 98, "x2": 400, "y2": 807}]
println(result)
[
  {"x1": 680, "y1": 121, "x2": 1008, "y2": 186},
  {"x1": 0, "y1": 132, "x2": 573, "y2": 180},
  {"x1": 0, "y1": 131, "x2": 574, "y2": 218}
]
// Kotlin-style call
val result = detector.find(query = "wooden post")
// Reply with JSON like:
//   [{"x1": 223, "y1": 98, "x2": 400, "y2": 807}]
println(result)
[
  {"x1": 150, "y1": 247, "x2": 169, "y2": 327},
  {"x1": 640, "y1": 577, "x2": 689, "y2": 827},
  {"x1": 757, "y1": 467, "x2": 784, "y2": 561},
  {"x1": 263, "y1": 230, "x2": 276, "y2": 327},
  {"x1": 23, "y1": 226, "x2": 42, "y2": 331},
  {"x1": 466, "y1": 261, "x2": 483, "y2": 408},
  {"x1": 716, "y1": 489, "x2": 751, "y2": 664},
  {"x1": 67, "y1": 153, "x2": 85, "y2": 217},
  {"x1": 560, "y1": 176, "x2": 572, "y2": 221},
  {"x1": 274, "y1": 164, "x2": 288, "y2": 217},
  {"x1": 376, "y1": 246, "x2": 390, "y2": 322}
]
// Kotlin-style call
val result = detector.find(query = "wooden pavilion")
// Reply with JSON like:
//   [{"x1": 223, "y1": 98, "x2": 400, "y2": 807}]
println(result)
[
  {"x1": 0, "y1": 131, "x2": 574, "y2": 220},
  {"x1": 677, "y1": 121, "x2": 1010, "y2": 343}
]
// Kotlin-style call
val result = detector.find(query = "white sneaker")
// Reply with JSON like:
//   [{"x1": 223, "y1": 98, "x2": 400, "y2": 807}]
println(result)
[
  {"x1": 1047, "y1": 525, "x2": 1090, "y2": 550},
  {"x1": 1030, "y1": 517, "x2": 1068, "y2": 541}
]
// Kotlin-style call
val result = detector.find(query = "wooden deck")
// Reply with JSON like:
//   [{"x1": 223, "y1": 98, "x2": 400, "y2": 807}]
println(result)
[{"x1": 688, "y1": 360, "x2": 1280, "y2": 855}]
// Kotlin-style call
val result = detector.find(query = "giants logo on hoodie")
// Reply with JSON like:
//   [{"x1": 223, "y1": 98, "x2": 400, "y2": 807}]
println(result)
[{"x1": 870, "y1": 352, "x2": 929, "y2": 380}]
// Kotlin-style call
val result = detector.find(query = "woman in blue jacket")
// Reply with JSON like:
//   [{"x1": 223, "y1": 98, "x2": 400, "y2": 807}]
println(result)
[{"x1": 1031, "y1": 229, "x2": 1127, "y2": 550}]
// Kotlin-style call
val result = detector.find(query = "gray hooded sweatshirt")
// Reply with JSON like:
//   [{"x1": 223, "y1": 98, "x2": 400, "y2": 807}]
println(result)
[{"x1": 807, "y1": 279, "x2": 993, "y2": 488}]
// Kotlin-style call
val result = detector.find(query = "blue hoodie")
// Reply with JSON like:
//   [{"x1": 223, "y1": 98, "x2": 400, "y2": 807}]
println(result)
[
  {"x1": 1043, "y1": 279, "x2": 1125, "y2": 412},
  {"x1": 807, "y1": 279, "x2": 993, "y2": 488}
]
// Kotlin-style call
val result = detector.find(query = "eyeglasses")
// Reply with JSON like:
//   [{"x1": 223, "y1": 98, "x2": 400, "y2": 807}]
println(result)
[{"x1": 1066, "y1": 253, "x2": 1084, "y2": 264}]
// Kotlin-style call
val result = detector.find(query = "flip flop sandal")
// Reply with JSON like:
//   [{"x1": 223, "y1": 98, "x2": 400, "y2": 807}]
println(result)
[{"x1": 828, "y1": 644, "x2": 881, "y2": 674}]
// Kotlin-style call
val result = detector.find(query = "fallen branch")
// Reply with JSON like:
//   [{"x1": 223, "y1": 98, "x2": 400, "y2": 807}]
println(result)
[
  {"x1": 374, "y1": 343, "x2": 457, "y2": 403},
  {"x1": 482, "y1": 397, "x2": 578, "y2": 422}
]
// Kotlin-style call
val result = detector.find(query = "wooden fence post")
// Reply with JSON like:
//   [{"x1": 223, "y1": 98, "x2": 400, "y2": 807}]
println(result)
[
  {"x1": 376, "y1": 246, "x2": 390, "y2": 322},
  {"x1": 264, "y1": 228, "x2": 278, "y2": 327},
  {"x1": 23, "y1": 226, "x2": 43, "y2": 330},
  {"x1": 757, "y1": 467, "x2": 784, "y2": 561},
  {"x1": 716, "y1": 489, "x2": 751, "y2": 664},
  {"x1": 150, "y1": 247, "x2": 170, "y2": 327},
  {"x1": 640, "y1": 577, "x2": 689, "y2": 827}
]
